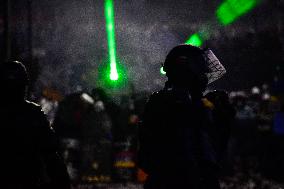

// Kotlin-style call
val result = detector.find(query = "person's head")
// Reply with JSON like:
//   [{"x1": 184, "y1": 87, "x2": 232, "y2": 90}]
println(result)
[
  {"x1": 163, "y1": 44, "x2": 226, "y2": 94},
  {"x1": 163, "y1": 44, "x2": 209, "y2": 92},
  {"x1": 0, "y1": 61, "x2": 29, "y2": 102}
]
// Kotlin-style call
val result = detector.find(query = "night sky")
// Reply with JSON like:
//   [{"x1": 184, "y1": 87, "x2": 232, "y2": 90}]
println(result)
[{"x1": 0, "y1": 0, "x2": 283, "y2": 96}]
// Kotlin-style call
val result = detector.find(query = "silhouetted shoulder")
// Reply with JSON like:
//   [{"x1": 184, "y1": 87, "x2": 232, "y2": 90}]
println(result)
[
  {"x1": 25, "y1": 100, "x2": 42, "y2": 111},
  {"x1": 25, "y1": 101, "x2": 59, "y2": 153},
  {"x1": 24, "y1": 100, "x2": 54, "y2": 133},
  {"x1": 148, "y1": 91, "x2": 160, "y2": 101},
  {"x1": 143, "y1": 90, "x2": 168, "y2": 121},
  {"x1": 147, "y1": 90, "x2": 167, "y2": 103},
  {"x1": 25, "y1": 100, "x2": 50, "y2": 119}
]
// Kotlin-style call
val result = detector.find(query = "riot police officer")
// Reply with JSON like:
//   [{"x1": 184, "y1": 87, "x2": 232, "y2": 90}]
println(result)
[
  {"x1": 0, "y1": 61, "x2": 70, "y2": 189},
  {"x1": 138, "y1": 44, "x2": 227, "y2": 189}
]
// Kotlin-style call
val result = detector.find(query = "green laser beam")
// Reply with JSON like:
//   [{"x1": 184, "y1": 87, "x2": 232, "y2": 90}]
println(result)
[
  {"x1": 183, "y1": 0, "x2": 260, "y2": 51},
  {"x1": 105, "y1": 0, "x2": 119, "y2": 81},
  {"x1": 216, "y1": 0, "x2": 258, "y2": 25},
  {"x1": 185, "y1": 33, "x2": 203, "y2": 47}
]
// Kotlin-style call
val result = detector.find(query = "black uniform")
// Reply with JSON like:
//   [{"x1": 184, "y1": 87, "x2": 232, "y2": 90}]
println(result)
[
  {"x1": 138, "y1": 88, "x2": 220, "y2": 189},
  {"x1": 138, "y1": 44, "x2": 227, "y2": 189},
  {"x1": 0, "y1": 100, "x2": 70, "y2": 189},
  {"x1": 0, "y1": 61, "x2": 70, "y2": 189}
]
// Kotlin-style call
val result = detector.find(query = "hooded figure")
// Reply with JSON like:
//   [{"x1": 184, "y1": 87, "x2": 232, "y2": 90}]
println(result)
[
  {"x1": 138, "y1": 44, "x2": 226, "y2": 189},
  {"x1": 0, "y1": 61, "x2": 70, "y2": 189}
]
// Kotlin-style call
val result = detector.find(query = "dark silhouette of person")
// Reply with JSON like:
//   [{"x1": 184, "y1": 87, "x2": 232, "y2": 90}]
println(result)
[
  {"x1": 0, "y1": 61, "x2": 70, "y2": 189},
  {"x1": 138, "y1": 44, "x2": 227, "y2": 189}
]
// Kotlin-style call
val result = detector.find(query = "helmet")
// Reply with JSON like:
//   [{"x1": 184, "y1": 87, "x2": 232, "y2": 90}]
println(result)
[
  {"x1": 0, "y1": 61, "x2": 29, "y2": 101},
  {"x1": 0, "y1": 61, "x2": 28, "y2": 86},
  {"x1": 162, "y1": 44, "x2": 226, "y2": 84},
  {"x1": 163, "y1": 44, "x2": 207, "y2": 74}
]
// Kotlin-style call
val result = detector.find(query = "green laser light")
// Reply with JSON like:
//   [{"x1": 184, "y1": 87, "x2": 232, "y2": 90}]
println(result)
[
  {"x1": 160, "y1": 67, "x2": 166, "y2": 75},
  {"x1": 105, "y1": 0, "x2": 119, "y2": 81},
  {"x1": 216, "y1": 0, "x2": 258, "y2": 25},
  {"x1": 185, "y1": 33, "x2": 203, "y2": 47}
]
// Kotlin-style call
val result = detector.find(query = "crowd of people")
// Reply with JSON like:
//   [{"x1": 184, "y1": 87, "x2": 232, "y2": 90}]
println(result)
[
  {"x1": 1, "y1": 44, "x2": 284, "y2": 189},
  {"x1": 38, "y1": 88, "x2": 147, "y2": 185},
  {"x1": 36, "y1": 83, "x2": 284, "y2": 189},
  {"x1": 219, "y1": 87, "x2": 284, "y2": 188}
]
